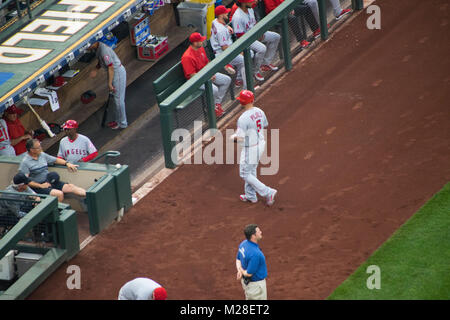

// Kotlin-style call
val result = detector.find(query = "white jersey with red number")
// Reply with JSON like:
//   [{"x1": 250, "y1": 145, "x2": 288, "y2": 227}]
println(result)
[
  {"x1": 231, "y1": 7, "x2": 257, "y2": 35},
  {"x1": 58, "y1": 134, "x2": 97, "y2": 163},
  {"x1": 0, "y1": 119, "x2": 16, "y2": 156},
  {"x1": 236, "y1": 106, "x2": 268, "y2": 147},
  {"x1": 210, "y1": 19, "x2": 234, "y2": 55}
]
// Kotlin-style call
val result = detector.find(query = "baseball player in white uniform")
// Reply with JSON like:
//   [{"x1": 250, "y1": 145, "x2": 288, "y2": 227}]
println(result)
[
  {"x1": 57, "y1": 120, "x2": 98, "y2": 163},
  {"x1": 211, "y1": 5, "x2": 248, "y2": 88},
  {"x1": 118, "y1": 278, "x2": 167, "y2": 300},
  {"x1": 231, "y1": 90, "x2": 277, "y2": 206},
  {"x1": 232, "y1": 0, "x2": 281, "y2": 82},
  {"x1": 0, "y1": 118, "x2": 16, "y2": 156}
]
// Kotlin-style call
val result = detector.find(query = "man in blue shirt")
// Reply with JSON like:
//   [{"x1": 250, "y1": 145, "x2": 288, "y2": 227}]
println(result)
[{"x1": 236, "y1": 224, "x2": 268, "y2": 300}]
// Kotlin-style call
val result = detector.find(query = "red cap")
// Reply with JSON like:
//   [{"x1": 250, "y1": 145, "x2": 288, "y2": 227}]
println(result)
[
  {"x1": 5, "y1": 104, "x2": 24, "y2": 115},
  {"x1": 153, "y1": 287, "x2": 167, "y2": 300},
  {"x1": 189, "y1": 32, "x2": 206, "y2": 43},
  {"x1": 63, "y1": 119, "x2": 78, "y2": 129},
  {"x1": 215, "y1": 5, "x2": 231, "y2": 16},
  {"x1": 236, "y1": 90, "x2": 254, "y2": 105},
  {"x1": 53, "y1": 76, "x2": 65, "y2": 87}
]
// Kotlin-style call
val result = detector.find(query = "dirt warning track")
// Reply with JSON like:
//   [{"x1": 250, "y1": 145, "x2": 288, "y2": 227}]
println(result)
[{"x1": 30, "y1": 0, "x2": 450, "y2": 299}]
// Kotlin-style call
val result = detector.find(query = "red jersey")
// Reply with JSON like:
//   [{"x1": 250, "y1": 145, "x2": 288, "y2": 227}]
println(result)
[
  {"x1": 230, "y1": 3, "x2": 238, "y2": 20},
  {"x1": 181, "y1": 46, "x2": 210, "y2": 80},
  {"x1": 263, "y1": 0, "x2": 283, "y2": 14},
  {"x1": 5, "y1": 118, "x2": 27, "y2": 155}
]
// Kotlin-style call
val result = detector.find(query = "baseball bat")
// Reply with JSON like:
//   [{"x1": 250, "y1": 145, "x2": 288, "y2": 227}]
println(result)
[
  {"x1": 23, "y1": 96, "x2": 55, "y2": 138},
  {"x1": 101, "y1": 92, "x2": 113, "y2": 128}
]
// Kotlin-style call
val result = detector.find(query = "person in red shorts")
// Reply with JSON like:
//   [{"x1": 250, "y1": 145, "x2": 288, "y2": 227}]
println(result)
[{"x1": 2, "y1": 105, "x2": 33, "y2": 156}]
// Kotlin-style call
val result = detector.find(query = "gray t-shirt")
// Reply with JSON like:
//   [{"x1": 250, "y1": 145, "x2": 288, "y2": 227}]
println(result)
[
  {"x1": 97, "y1": 42, "x2": 122, "y2": 70},
  {"x1": 18, "y1": 152, "x2": 57, "y2": 183},
  {"x1": 118, "y1": 278, "x2": 162, "y2": 300},
  {"x1": 0, "y1": 185, "x2": 37, "y2": 218}
]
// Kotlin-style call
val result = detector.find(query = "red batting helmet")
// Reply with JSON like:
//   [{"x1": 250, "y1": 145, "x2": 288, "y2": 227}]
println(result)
[
  {"x1": 236, "y1": 90, "x2": 254, "y2": 105},
  {"x1": 63, "y1": 119, "x2": 78, "y2": 129},
  {"x1": 153, "y1": 287, "x2": 167, "y2": 300}
]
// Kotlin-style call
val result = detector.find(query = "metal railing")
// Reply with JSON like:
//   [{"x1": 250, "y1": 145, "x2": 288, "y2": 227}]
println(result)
[
  {"x1": 158, "y1": 0, "x2": 363, "y2": 169},
  {"x1": 0, "y1": 0, "x2": 33, "y2": 20}
]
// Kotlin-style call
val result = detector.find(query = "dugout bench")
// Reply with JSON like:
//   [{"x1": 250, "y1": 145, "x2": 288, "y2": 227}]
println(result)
[{"x1": 153, "y1": 41, "x2": 235, "y2": 127}]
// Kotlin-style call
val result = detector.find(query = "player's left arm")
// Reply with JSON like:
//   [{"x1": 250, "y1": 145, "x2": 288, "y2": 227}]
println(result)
[{"x1": 82, "y1": 140, "x2": 98, "y2": 162}]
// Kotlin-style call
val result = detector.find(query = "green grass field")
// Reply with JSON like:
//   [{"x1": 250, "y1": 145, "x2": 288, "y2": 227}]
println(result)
[{"x1": 328, "y1": 183, "x2": 450, "y2": 300}]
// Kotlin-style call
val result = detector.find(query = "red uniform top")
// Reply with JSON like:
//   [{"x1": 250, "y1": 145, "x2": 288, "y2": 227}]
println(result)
[
  {"x1": 230, "y1": 3, "x2": 238, "y2": 20},
  {"x1": 263, "y1": 0, "x2": 283, "y2": 14},
  {"x1": 5, "y1": 118, "x2": 27, "y2": 155},
  {"x1": 181, "y1": 46, "x2": 210, "y2": 80}
]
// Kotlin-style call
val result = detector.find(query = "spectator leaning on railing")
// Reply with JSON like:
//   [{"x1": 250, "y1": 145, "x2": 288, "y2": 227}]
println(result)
[
  {"x1": 181, "y1": 32, "x2": 232, "y2": 118},
  {"x1": 231, "y1": 0, "x2": 281, "y2": 82},
  {"x1": 210, "y1": 5, "x2": 248, "y2": 89}
]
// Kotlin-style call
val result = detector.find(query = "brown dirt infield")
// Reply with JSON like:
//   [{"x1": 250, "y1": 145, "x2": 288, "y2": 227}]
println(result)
[{"x1": 29, "y1": 0, "x2": 450, "y2": 299}]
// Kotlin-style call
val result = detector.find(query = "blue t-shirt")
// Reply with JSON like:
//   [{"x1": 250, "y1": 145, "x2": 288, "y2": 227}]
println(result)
[{"x1": 236, "y1": 240, "x2": 268, "y2": 282}]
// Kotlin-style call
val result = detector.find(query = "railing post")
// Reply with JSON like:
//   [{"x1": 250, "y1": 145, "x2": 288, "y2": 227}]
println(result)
[
  {"x1": 243, "y1": 48, "x2": 254, "y2": 91},
  {"x1": 317, "y1": 0, "x2": 328, "y2": 40},
  {"x1": 26, "y1": 0, "x2": 32, "y2": 19},
  {"x1": 205, "y1": 79, "x2": 217, "y2": 129},
  {"x1": 280, "y1": 15, "x2": 292, "y2": 71},
  {"x1": 160, "y1": 107, "x2": 176, "y2": 169},
  {"x1": 15, "y1": 0, "x2": 22, "y2": 19},
  {"x1": 352, "y1": 0, "x2": 364, "y2": 10}
]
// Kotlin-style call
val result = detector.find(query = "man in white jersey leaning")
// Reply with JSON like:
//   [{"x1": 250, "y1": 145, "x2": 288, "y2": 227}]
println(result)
[
  {"x1": 57, "y1": 120, "x2": 98, "y2": 163},
  {"x1": 211, "y1": 5, "x2": 248, "y2": 89},
  {"x1": 231, "y1": 0, "x2": 281, "y2": 82},
  {"x1": 118, "y1": 278, "x2": 167, "y2": 300},
  {"x1": 0, "y1": 117, "x2": 16, "y2": 156},
  {"x1": 231, "y1": 90, "x2": 277, "y2": 206}
]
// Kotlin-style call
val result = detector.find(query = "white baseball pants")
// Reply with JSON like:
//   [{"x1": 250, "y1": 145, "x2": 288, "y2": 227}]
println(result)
[
  {"x1": 200, "y1": 72, "x2": 231, "y2": 104},
  {"x1": 239, "y1": 141, "x2": 272, "y2": 200},
  {"x1": 250, "y1": 31, "x2": 280, "y2": 74},
  {"x1": 230, "y1": 54, "x2": 247, "y2": 89}
]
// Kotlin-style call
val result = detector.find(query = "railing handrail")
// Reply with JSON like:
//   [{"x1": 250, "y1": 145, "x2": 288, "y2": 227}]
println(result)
[
  {"x1": 158, "y1": 0, "x2": 299, "y2": 112},
  {"x1": 90, "y1": 151, "x2": 121, "y2": 164}
]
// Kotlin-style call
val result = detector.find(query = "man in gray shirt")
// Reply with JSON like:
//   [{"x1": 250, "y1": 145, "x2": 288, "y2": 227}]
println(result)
[
  {"x1": 18, "y1": 139, "x2": 86, "y2": 202},
  {"x1": 0, "y1": 173, "x2": 40, "y2": 218},
  {"x1": 89, "y1": 40, "x2": 128, "y2": 130}
]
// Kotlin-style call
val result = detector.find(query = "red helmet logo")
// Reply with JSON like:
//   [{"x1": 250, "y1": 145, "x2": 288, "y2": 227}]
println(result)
[
  {"x1": 236, "y1": 90, "x2": 254, "y2": 105},
  {"x1": 63, "y1": 120, "x2": 78, "y2": 129}
]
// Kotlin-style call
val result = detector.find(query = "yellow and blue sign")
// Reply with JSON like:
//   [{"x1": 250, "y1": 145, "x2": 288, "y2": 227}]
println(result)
[{"x1": 0, "y1": 0, "x2": 151, "y2": 112}]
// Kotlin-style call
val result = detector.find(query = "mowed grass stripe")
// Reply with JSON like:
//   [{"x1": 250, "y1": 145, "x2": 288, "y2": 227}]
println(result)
[{"x1": 328, "y1": 183, "x2": 450, "y2": 300}]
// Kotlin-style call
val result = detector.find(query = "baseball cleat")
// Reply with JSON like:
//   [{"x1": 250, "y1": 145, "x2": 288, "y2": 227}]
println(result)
[
  {"x1": 254, "y1": 72, "x2": 264, "y2": 81},
  {"x1": 300, "y1": 40, "x2": 310, "y2": 48},
  {"x1": 336, "y1": 8, "x2": 351, "y2": 20},
  {"x1": 107, "y1": 121, "x2": 118, "y2": 128},
  {"x1": 240, "y1": 194, "x2": 258, "y2": 203},
  {"x1": 266, "y1": 189, "x2": 277, "y2": 206},
  {"x1": 260, "y1": 64, "x2": 278, "y2": 71},
  {"x1": 312, "y1": 29, "x2": 321, "y2": 39},
  {"x1": 215, "y1": 103, "x2": 224, "y2": 117},
  {"x1": 235, "y1": 80, "x2": 244, "y2": 87},
  {"x1": 224, "y1": 64, "x2": 236, "y2": 75}
]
